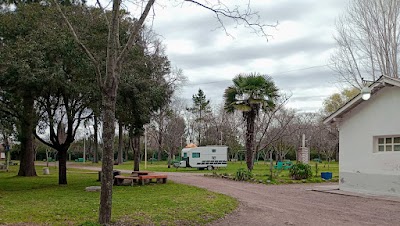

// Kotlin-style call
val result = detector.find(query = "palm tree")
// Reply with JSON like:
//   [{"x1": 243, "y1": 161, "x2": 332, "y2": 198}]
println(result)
[{"x1": 224, "y1": 73, "x2": 279, "y2": 170}]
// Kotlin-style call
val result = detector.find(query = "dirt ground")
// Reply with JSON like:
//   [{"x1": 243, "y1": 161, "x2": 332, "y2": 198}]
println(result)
[
  {"x1": 167, "y1": 172, "x2": 400, "y2": 226},
  {"x1": 62, "y1": 164, "x2": 400, "y2": 226}
]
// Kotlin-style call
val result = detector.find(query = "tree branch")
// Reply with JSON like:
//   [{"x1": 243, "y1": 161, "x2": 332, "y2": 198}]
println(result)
[
  {"x1": 117, "y1": 0, "x2": 156, "y2": 64},
  {"x1": 183, "y1": 0, "x2": 277, "y2": 39},
  {"x1": 96, "y1": 0, "x2": 110, "y2": 27},
  {"x1": 34, "y1": 130, "x2": 57, "y2": 150},
  {"x1": 53, "y1": 0, "x2": 104, "y2": 88}
]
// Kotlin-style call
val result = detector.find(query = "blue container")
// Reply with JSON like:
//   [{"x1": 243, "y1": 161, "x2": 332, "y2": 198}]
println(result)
[{"x1": 321, "y1": 172, "x2": 333, "y2": 180}]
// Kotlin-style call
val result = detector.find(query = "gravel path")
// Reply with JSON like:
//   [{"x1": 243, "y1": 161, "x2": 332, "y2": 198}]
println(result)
[
  {"x1": 62, "y1": 164, "x2": 400, "y2": 226},
  {"x1": 167, "y1": 172, "x2": 400, "y2": 226}
]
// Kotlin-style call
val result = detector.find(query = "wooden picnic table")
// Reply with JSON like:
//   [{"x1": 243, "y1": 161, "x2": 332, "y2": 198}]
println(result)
[
  {"x1": 115, "y1": 172, "x2": 168, "y2": 186},
  {"x1": 132, "y1": 171, "x2": 151, "y2": 176}
]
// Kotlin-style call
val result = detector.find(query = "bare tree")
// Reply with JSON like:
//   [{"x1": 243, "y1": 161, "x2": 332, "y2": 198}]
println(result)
[
  {"x1": 163, "y1": 113, "x2": 186, "y2": 168},
  {"x1": 253, "y1": 95, "x2": 293, "y2": 158},
  {"x1": 331, "y1": 0, "x2": 400, "y2": 88},
  {"x1": 151, "y1": 106, "x2": 170, "y2": 160},
  {"x1": 150, "y1": 66, "x2": 186, "y2": 161},
  {"x1": 210, "y1": 105, "x2": 244, "y2": 160}
]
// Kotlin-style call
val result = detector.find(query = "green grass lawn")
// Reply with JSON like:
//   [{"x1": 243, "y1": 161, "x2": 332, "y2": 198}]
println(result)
[
  {"x1": 0, "y1": 165, "x2": 237, "y2": 225},
  {"x1": 108, "y1": 160, "x2": 339, "y2": 184}
]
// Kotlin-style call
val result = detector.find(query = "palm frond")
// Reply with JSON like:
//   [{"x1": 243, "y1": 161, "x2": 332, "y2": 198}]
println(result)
[{"x1": 225, "y1": 72, "x2": 280, "y2": 114}]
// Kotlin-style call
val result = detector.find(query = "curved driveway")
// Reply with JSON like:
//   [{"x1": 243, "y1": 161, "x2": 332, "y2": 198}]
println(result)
[{"x1": 167, "y1": 172, "x2": 400, "y2": 226}]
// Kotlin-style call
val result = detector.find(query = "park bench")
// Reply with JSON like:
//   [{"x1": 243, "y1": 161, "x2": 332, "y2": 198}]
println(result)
[
  {"x1": 274, "y1": 161, "x2": 284, "y2": 170},
  {"x1": 114, "y1": 175, "x2": 140, "y2": 186},
  {"x1": 75, "y1": 158, "x2": 84, "y2": 162},
  {"x1": 138, "y1": 174, "x2": 168, "y2": 185},
  {"x1": 43, "y1": 157, "x2": 55, "y2": 162},
  {"x1": 274, "y1": 161, "x2": 293, "y2": 170}
]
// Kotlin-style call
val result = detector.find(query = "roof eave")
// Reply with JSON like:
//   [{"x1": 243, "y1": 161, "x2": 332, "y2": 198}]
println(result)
[
  {"x1": 323, "y1": 76, "x2": 400, "y2": 125},
  {"x1": 323, "y1": 95, "x2": 363, "y2": 124}
]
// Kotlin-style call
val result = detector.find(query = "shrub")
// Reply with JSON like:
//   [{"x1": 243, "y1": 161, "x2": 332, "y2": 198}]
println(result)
[
  {"x1": 235, "y1": 168, "x2": 253, "y2": 181},
  {"x1": 289, "y1": 163, "x2": 312, "y2": 180}
]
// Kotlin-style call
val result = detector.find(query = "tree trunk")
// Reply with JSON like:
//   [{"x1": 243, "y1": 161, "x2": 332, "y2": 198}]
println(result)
[
  {"x1": 133, "y1": 135, "x2": 140, "y2": 171},
  {"x1": 117, "y1": 122, "x2": 123, "y2": 164},
  {"x1": 18, "y1": 95, "x2": 37, "y2": 177},
  {"x1": 245, "y1": 109, "x2": 256, "y2": 171},
  {"x1": 124, "y1": 138, "x2": 129, "y2": 161},
  {"x1": 99, "y1": 92, "x2": 117, "y2": 224},
  {"x1": 269, "y1": 150, "x2": 273, "y2": 180},
  {"x1": 58, "y1": 147, "x2": 68, "y2": 184},
  {"x1": 93, "y1": 114, "x2": 99, "y2": 163},
  {"x1": 167, "y1": 150, "x2": 171, "y2": 168},
  {"x1": 98, "y1": 0, "x2": 121, "y2": 222}
]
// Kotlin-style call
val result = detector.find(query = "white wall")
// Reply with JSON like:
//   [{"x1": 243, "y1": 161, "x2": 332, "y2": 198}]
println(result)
[{"x1": 339, "y1": 87, "x2": 400, "y2": 196}]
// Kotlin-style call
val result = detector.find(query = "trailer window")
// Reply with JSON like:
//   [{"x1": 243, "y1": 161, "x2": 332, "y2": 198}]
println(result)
[
  {"x1": 192, "y1": 153, "x2": 200, "y2": 158},
  {"x1": 183, "y1": 153, "x2": 187, "y2": 158},
  {"x1": 212, "y1": 149, "x2": 216, "y2": 153}
]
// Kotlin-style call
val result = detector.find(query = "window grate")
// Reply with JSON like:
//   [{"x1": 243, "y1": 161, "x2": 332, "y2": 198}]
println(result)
[{"x1": 377, "y1": 136, "x2": 400, "y2": 152}]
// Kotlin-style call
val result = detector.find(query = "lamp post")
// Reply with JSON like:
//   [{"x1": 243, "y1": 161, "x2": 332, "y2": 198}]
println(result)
[
  {"x1": 83, "y1": 132, "x2": 88, "y2": 163},
  {"x1": 144, "y1": 125, "x2": 147, "y2": 170},
  {"x1": 83, "y1": 135, "x2": 85, "y2": 163}
]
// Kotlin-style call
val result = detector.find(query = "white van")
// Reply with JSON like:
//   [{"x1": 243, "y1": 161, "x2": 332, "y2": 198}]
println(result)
[{"x1": 177, "y1": 146, "x2": 228, "y2": 170}]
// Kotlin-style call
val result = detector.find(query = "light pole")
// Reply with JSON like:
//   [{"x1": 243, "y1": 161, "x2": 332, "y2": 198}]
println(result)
[
  {"x1": 83, "y1": 132, "x2": 88, "y2": 163},
  {"x1": 83, "y1": 136, "x2": 85, "y2": 163},
  {"x1": 144, "y1": 125, "x2": 147, "y2": 170}
]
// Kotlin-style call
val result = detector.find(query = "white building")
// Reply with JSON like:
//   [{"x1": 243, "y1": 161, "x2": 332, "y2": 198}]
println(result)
[{"x1": 324, "y1": 76, "x2": 400, "y2": 197}]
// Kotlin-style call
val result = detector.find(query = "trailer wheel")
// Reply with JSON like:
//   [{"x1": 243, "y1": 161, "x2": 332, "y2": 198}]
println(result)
[{"x1": 207, "y1": 165, "x2": 213, "y2": 170}]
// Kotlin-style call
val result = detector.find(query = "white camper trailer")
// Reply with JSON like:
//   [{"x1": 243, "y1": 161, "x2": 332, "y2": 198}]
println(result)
[{"x1": 177, "y1": 146, "x2": 228, "y2": 170}]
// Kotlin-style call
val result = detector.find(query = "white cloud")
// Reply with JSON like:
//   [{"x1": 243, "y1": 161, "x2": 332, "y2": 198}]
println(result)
[{"x1": 141, "y1": 0, "x2": 348, "y2": 112}]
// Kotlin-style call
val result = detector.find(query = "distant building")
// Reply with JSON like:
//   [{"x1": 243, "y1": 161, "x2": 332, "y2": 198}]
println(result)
[{"x1": 324, "y1": 76, "x2": 400, "y2": 197}]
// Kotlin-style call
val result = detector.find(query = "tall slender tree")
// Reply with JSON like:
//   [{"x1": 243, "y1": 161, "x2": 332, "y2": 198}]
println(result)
[
  {"x1": 187, "y1": 89, "x2": 211, "y2": 146},
  {"x1": 224, "y1": 73, "x2": 279, "y2": 171}
]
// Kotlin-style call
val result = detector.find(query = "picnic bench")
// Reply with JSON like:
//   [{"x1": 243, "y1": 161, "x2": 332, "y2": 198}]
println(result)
[
  {"x1": 75, "y1": 158, "x2": 84, "y2": 162},
  {"x1": 43, "y1": 157, "x2": 55, "y2": 162},
  {"x1": 114, "y1": 175, "x2": 140, "y2": 186},
  {"x1": 313, "y1": 158, "x2": 322, "y2": 163},
  {"x1": 139, "y1": 174, "x2": 168, "y2": 185},
  {"x1": 274, "y1": 161, "x2": 293, "y2": 170},
  {"x1": 114, "y1": 172, "x2": 167, "y2": 186}
]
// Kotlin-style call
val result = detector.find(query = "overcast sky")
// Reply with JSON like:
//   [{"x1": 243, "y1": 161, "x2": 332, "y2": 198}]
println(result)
[{"x1": 143, "y1": 0, "x2": 349, "y2": 112}]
